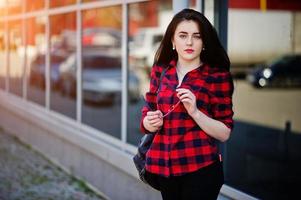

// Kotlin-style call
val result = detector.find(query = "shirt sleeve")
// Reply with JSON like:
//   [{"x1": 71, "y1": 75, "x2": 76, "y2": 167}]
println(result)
[
  {"x1": 140, "y1": 64, "x2": 163, "y2": 134},
  {"x1": 209, "y1": 70, "x2": 234, "y2": 130}
]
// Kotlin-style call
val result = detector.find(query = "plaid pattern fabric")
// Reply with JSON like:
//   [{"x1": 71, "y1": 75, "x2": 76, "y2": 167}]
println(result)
[{"x1": 140, "y1": 60, "x2": 234, "y2": 177}]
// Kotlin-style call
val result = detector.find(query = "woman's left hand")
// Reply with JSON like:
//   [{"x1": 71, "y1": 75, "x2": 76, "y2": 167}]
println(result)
[{"x1": 176, "y1": 88, "x2": 197, "y2": 116}]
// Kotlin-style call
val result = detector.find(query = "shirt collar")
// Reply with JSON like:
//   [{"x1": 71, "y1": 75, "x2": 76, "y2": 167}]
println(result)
[{"x1": 168, "y1": 59, "x2": 208, "y2": 75}]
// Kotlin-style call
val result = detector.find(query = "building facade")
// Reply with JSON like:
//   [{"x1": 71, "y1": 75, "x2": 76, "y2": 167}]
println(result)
[{"x1": 1, "y1": 0, "x2": 300, "y2": 199}]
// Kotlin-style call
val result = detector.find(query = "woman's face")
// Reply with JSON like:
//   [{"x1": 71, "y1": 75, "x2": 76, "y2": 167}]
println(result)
[{"x1": 172, "y1": 20, "x2": 203, "y2": 63}]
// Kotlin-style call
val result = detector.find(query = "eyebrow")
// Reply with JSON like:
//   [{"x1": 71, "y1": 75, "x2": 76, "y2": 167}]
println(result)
[{"x1": 178, "y1": 31, "x2": 201, "y2": 35}]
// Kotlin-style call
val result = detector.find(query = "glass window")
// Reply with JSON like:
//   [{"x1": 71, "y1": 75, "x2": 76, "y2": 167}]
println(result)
[
  {"x1": 225, "y1": 4, "x2": 301, "y2": 200},
  {"x1": 8, "y1": 20, "x2": 23, "y2": 97},
  {"x1": 0, "y1": 21, "x2": 5, "y2": 89},
  {"x1": 25, "y1": 0, "x2": 45, "y2": 12},
  {"x1": 82, "y1": 0, "x2": 99, "y2": 2},
  {"x1": 7, "y1": 0, "x2": 23, "y2": 15},
  {"x1": 82, "y1": 6, "x2": 122, "y2": 139},
  {"x1": 189, "y1": 0, "x2": 196, "y2": 8},
  {"x1": 0, "y1": 1, "x2": 6, "y2": 17},
  {"x1": 82, "y1": 0, "x2": 107, "y2": 2},
  {"x1": 127, "y1": 0, "x2": 172, "y2": 145},
  {"x1": 50, "y1": 12, "x2": 76, "y2": 119},
  {"x1": 50, "y1": 0, "x2": 76, "y2": 8},
  {"x1": 26, "y1": 17, "x2": 46, "y2": 106}
]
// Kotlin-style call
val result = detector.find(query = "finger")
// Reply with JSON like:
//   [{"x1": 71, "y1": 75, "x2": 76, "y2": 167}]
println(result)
[
  {"x1": 147, "y1": 111, "x2": 161, "y2": 118},
  {"x1": 151, "y1": 120, "x2": 163, "y2": 127},
  {"x1": 154, "y1": 110, "x2": 163, "y2": 116},
  {"x1": 179, "y1": 95, "x2": 193, "y2": 103},
  {"x1": 152, "y1": 120, "x2": 163, "y2": 128},
  {"x1": 180, "y1": 96, "x2": 194, "y2": 104},
  {"x1": 147, "y1": 110, "x2": 163, "y2": 115},
  {"x1": 158, "y1": 111, "x2": 163, "y2": 118},
  {"x1": 177, "y1": 92, "x2": 186, "y2": 99},
  {"x1": 178, "y1": 93, "x2": 190, "y2": 99},
  {"x1": 181, "y1": 98, "x2": 191, "y2": 103},
  {"x1": 177, "y1": 90, "x2": 192, "y2": 97},
  {"x1": 149, "y1": 117, "x2": 162, "y2": 124},
  {"x1": 176, "y1": 88, "x2": 190, "y2": 92},
  {"x1": 176, "y1": 88, "x2": 188, "y2": 94},
  {"x1": 147, "y1": 115, "x2": 160, "y2": 121},
  {"x1": 149, "y1": 120, "x2": 162, "y2": 128},
  {"x1": 147, "y1": 111, "x2": 157, "y2": 116}
]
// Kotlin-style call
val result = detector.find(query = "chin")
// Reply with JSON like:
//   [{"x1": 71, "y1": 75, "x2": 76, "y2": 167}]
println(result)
[{"x1": 180, "y1": 55, "x2": 198, "y2": 62}]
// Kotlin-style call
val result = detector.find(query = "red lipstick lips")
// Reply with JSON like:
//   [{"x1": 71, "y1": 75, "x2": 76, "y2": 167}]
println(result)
[{"x1": 184, "y1": 49, "x2": 194, "y2": 53}]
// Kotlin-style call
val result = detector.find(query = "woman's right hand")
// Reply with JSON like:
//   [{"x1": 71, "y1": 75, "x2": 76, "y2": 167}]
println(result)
[{"x1": 143, "y1": 110, "x2": 163, "y2": 133}]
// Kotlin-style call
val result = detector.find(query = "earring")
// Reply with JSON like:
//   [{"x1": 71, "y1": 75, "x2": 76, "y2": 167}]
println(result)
[
  {"x1": 172, "y1": 45, "x2": 175, "y2": 50},
  {"x1": 202, "y1": 47, "x2": 205, "y2": 51}
]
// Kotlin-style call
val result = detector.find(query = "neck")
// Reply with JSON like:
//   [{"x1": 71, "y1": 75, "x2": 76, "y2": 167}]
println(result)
[{"x1": 177, "y1": 58, "x2": 202, "y2": 72}]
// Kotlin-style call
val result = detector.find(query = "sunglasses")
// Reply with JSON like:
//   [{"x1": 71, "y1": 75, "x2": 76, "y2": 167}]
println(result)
[{"x1": 157, "y1": 100, "x2": 181, "y2": 119}]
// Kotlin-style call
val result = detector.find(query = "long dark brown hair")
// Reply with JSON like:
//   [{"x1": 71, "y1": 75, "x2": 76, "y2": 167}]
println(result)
[{"x1": 154, "y1": 8, "x2": 230, "y2": 71}]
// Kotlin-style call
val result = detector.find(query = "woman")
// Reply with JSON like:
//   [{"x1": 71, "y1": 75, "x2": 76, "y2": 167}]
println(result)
[{"x1": 140, "y1": 8, "x2": 234, "y2": 200}]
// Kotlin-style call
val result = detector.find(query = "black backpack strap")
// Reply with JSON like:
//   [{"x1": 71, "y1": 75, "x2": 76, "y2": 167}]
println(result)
[{"x1": 156, "y1": 67, "x2": 168, "y2": 94}]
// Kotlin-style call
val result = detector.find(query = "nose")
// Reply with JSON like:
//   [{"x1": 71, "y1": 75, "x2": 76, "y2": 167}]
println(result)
[{"x1": 186, "y1": 36, "x2": 193, "y2": 46}]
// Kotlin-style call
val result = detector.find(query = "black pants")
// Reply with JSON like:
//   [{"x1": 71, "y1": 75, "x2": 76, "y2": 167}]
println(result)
[{"x1": 146, "y1": 161, "x2": 224, "y2": 200}]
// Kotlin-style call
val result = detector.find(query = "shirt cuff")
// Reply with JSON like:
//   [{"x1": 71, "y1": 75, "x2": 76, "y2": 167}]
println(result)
[{"x1": 140, "y1": 116, "x2": 157, "y2": 134}]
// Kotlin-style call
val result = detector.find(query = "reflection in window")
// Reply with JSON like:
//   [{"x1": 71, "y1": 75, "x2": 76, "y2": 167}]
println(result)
[
  {"x1": 127, "y1": 0, "x2": 172, "y2": 145},
  {"x1": 8, "y1": 20, "x2": 23, "y2": 97},
  {"x1": 0, "y1": 21, "x2": 5, "y2": 89},
  {"x1": 50, "y1": 12, "x2": 76, "y2": 119},
  {"x1": 189, "y1": 0, "x2": 197, "y2": 8},
  {"x1": 225, "y1": 4, "x2": 301, "y2": 199},
  {"x1": 0, "y1": 2, "x2": 5, "y2": 17},
  {"x1": 7, "y1": 0, "x2": 23, "y2": 15},
  {"x1": 50, "y1": 0, "x2": 76, "y2": 8},
  {"x1": 25, "y1": 0, "x2": 44, "y2": 12},
  {"x1": 82, "y1": 6, "x2": 122, "y2": 139},
  {"x1": 26, "y1": 17, "x2": 46, "y2": 106},
  {"x1": 82, "y1": 0, "x2": 105, "y2": 2}
]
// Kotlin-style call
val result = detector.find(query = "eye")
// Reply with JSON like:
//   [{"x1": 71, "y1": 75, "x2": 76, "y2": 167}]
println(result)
[
  {"x1": 179, "y1": 34, "x2": 187, "y2": 39},
  {"x1": 193, "y1": 35, "x2": 201, "y2": 39}
]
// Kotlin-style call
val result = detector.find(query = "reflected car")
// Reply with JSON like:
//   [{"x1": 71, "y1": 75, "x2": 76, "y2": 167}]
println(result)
[
  {"x1": 129, "y1": 28, "x2": 163, "y2": 69},
  {"x1": 82, "y1": 27, "x2": 121, "y2": 48},
  {"x1": 29, "y1": 52, "x2": 67, "y2": 89},
  {"x1": 246, "y1": 54, "x2": 301, "y2": 88},
  {"x1": 58, "y1": 49, "x2": 140, "y2": 104}
]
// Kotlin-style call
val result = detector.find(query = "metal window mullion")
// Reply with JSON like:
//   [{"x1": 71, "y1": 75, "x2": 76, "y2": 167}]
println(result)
[
  {"x1": 121, "y1": 3, "x2": 128, "y2": 147},
  {"x1": 23, "y1": 10, "x2": 48, "y2": 19},
  {"x1": 4, "y1": 2, "x2": 9, "y2": 93},
  {"x1": 124, "y1": 0, "x2": 148, "y2": 5},
  {"x1": 196, "y1": 0, "x2": 205, "y2": 13},
  {"x1": 22, "y1": 2, "x2": 27, "y2": 100},
  {"x1": 76, "y1": 0, "x2": 82, "y2": 123},
  {"x1": 1, "y1": 0, "x2": 148, "y2": 21},
  {"x1": 78, "y1": 0, "x2": 123, "y2": 11},
  {"x1": 45, "y1": 8, "x2": 50, "y2": 110}
]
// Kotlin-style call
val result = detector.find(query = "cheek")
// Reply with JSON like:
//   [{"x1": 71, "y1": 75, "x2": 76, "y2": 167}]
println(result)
[
  {"x1": 192, "y1": 42, "x2": 202, "y2": 56},
  {"x1": 195, "y1": 40, "x2": 203, "y2": 50},
  {"x1": 174, "y1": 38, "x2": 185, "y2": 48}
]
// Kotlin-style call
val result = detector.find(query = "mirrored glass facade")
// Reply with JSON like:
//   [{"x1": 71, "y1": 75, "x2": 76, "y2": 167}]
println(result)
[
  {"x1": 0, "y1": 21, "x2": 5, "y2": 90},
  {"x1": 127, "y1": 0, "x2": 172, "y2": 145},
  {"x1": 0, "y1": 1, "x2": 300, "y2": 199},
  {"x1": 50, "y1": 0, "x2": 76, "y2": 8},
  {"x1": 50, "y1": 12, "x2": 77, "y2": 118},
  {"x1": 81, "y1": 5, "x2": 122, "y2": 139},
  {"x1": 7, "y1": 0, "x2": 23, "y2": 15},
  {"x1": 8, "y1": 20, "x2": 23, "y2": 97},
  {"x1": 224, "y1": 1, "x2": 301, "y2": 199},
  {"x1": 26, "y1": 17, "x2": 46, "y2": 106},
  {"x1": 25, "y1": 0, "x2": 45, "y2": 12}
]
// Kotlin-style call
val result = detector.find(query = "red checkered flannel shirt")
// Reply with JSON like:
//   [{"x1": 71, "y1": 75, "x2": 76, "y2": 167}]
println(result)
[{"x1": 140, "y1": 60, "x2": 234, "y2": 177}]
